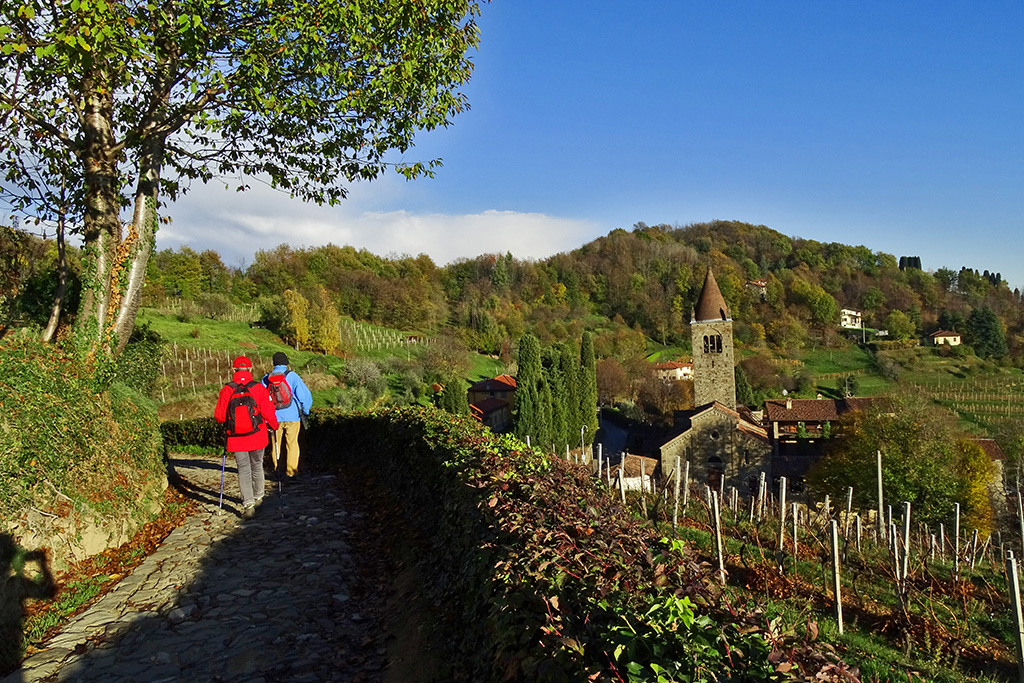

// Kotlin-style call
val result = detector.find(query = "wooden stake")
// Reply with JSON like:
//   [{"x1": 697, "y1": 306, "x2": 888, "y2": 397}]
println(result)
[
  {"x1": 901, "y1": 502, "x2": 911, "y2": 587},
  {"x1": 831, "y1": 519, "x2": 844, "y2": 634},
  {"x1": 1005, "y1": 552, "x2": 1024, "y2": 683},
  {"x1": 682, "y1": 461, "x2": 690, "y2": 512},
  {"x1": 712, "y1": 491, "x2": 725, "y2": 585},
  {"x1": 673, "y1": 457, "x2": 681, "y2": 530},
  {"x1": 793, "y1": 502, "x2": 800, "y2": 557},
  {"x1": 778, "y1": 476, "x2": 788, "y2": 551},
  {"x1": 845, "y1": 486, "x2": 854, "y2": 536},
  {"x1": 876, "y1": 450, "x2": 885, "y2": 543},
  {"x1": 955, "y1": 502, "x2": 961, "y2": 579}
]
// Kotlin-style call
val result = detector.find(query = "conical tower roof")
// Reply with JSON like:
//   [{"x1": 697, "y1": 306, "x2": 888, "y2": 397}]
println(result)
[{"x1": 693, "y1": 267, "x2": 730, "y2": 322}]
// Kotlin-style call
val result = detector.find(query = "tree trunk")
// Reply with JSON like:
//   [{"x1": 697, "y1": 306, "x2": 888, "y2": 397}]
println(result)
[
  {"x1": 111, "y1": 137, "x2": 163, "y2": 354},
  {"x1": 40, "y1": 209, "x2": 67, "y2": 343},
  {"x1": 76, "y1": 65, "x2": 121, "y2": 355}
]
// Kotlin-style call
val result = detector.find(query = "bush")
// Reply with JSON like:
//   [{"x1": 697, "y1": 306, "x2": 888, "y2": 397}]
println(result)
[
  {"x1": 195, "y1": 293, "x2": 233, "y2": 319},
  {"x1": 0, "y1": 338, "x2": 164, "y2": 522}
]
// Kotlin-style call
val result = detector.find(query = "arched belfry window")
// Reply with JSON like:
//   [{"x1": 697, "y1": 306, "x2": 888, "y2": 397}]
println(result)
[{"x1": 703, "y1": 334, "x2": 723, "y2": 354}]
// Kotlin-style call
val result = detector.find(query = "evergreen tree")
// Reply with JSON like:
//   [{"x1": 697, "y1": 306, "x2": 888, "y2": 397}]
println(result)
[
  {"x1": 580, "y1": 331, "x2": 599, "y2": 445},
  {"x1": 967, "y1": 306, "x2": 1008, "y2": 359},
  {"x1": 559, "y1": 342, "x2": 581, "y2": 446},
  {"x1": 545, "y1": 347, "x2": 567, "y2": 450},
  {"x1": 514, "y1": 334, "x2": 542, "y2": 443},
  {"x1": 735, "y1": 364, "x2": 755, "y2": 407},
  {"x1": 438, "y1": 377, "x2": 469, "y2": 415},
  {"x1": 538, "y1": 375, "x2": 554, "y2": 451}
]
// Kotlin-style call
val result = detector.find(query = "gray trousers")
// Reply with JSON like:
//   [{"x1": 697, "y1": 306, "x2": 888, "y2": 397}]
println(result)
[{"x1": 233, "y1": 448, "x2": 266, "y2": 507}]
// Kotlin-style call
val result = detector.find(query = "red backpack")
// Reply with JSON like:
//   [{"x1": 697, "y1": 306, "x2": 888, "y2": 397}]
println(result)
[
  {"x1": 225, "y1": 381, "x2": 264, "y2": 437},
  {"x1": 266, "y1": 371, "x2": 294, "y2": 411}
]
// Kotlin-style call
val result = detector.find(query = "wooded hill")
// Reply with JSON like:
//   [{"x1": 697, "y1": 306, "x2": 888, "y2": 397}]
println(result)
[{"x1": 6, "y1": 220, "x2": 1020, "y2": 364}]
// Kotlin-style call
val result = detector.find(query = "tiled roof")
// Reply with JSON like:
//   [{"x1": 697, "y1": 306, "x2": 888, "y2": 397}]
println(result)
[
  {"x1": 621, "y1": 454, "x2": 659, "y2": 477},
  {"x1": 693, "y1": 268, "x2": 730, "y2": 322},
  {"x1": 974, "y1": 438, "x2": 1006, "y2": 461},
  {"x1": 469, "y1": 375, "x2": 517, "y2": 392},
  {"x1": 654, "y1": 361, "x2": 691, "y2": 370},
  {"x1": 764, "y1": 397, "x2": 877, "y2": 423},
  {"x1": 470, "y1": 397, "x2": 508, "y2": 415},
  {"x1": 929, "y1": 330, "x2": 961, "y2": 338}
]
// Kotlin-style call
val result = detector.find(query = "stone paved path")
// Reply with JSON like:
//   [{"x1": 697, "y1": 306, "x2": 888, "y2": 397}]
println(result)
[{"x1": 3, "y1": 454, "x2": 384, "y2": 683}]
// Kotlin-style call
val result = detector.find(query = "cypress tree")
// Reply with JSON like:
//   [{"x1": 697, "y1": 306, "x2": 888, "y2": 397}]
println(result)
[
  {"x1": 580, "y1": 331, "x2": 598, "y2": 445},
  {"x1": 439, "y1": 377, "x2": 469, "y2": 415},
  {"x1": 545, "y1": 347, "x2": 567, "y2": 450},
  {"x1": 515, "y1": 334, "x2": 542, "y2": 443},
  {"x1": 559, "y1": 342, "x2": 580, "y2": 447},
  {"x1": 538, "y1": 375, "x2": 554, "y2": 451}
]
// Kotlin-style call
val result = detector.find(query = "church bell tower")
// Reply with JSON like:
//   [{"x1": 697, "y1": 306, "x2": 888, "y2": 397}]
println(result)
[{"x1": 691, "y1": 267, "x2": 735, "y2": 409}]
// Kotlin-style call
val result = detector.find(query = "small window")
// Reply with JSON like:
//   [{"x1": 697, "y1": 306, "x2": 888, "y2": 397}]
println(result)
[{"x1": 710, "y1": 430, "x2": 721, "y2": 441}]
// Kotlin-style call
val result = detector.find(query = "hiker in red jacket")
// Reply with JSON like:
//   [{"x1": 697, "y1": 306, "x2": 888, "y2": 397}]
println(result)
[{"x1": 214, "y1": 356, "x2": 279, "y2": 518}]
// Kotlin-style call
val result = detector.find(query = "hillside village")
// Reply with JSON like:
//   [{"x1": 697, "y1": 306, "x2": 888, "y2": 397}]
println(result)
[{"x1": 466, "y1": 264, "x2": 1009, "y2": 525}]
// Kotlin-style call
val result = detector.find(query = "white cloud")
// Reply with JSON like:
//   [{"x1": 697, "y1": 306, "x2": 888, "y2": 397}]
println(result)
[{"x1": 158, "y1": 182, "x2": 597, "y2": 267}]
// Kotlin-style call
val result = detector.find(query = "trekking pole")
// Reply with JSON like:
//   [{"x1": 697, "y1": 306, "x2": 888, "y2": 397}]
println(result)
[{"x1": 218, "y1": 450, "x2": 226, "y2": 516}]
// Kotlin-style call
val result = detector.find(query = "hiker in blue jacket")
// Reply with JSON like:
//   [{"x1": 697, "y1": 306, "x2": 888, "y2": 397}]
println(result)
[{"x1": 262, "y1": 352, "x2": 313, "y2": 479}]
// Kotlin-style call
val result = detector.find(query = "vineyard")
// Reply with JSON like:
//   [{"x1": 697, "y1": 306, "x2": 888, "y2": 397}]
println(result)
[
  {"x1": 579, "y1": 446, "x2": 1020, "y2": 682},
  {"x1": 911, "y1": 378, "x2": 1024, "y2": 431}
]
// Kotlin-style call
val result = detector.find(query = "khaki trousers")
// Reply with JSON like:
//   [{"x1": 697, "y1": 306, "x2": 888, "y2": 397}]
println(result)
[{"x1": 272, "y1": 421, "x2": 302, "y2": 476}]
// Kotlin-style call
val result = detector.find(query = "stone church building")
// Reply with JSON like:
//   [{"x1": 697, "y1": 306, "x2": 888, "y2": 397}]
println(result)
[{"x1": 659, "y1": 268, "x2": 772, "y2": 492}]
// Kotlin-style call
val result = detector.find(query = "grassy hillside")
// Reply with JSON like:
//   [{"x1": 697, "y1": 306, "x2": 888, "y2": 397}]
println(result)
[{"x1": 141, "y1": 308, "x2": 507, "y2": 421}]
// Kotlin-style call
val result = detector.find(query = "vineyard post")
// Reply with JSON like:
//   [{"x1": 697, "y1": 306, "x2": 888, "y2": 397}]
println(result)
[
  {"x1": 682, "y1": 461, "x2": 690, "y2": 513},
  {"x1": 930, "y1": 534, "x2": 936, "y2": 562},
  {"x1": 1017, "y1": 492, "x2": 1024, "y2": 556},
  {"x1": 830, "y1": 519, "x2": 844, "y2": 635},
  {"x1": 855, "y1": 513, "x2": 862, "y2": 553},
  {"x1": 954, "y1": 503, "x2": 961, "y2": 580},
  {"x1": 845, "y1": 486, "x2": 853, "y2": 537},
  {"x1": 777, "y1": 476, "x2": 788, "y2": 551},
  {"x1": 877, "y1": 450, "x2": 885, "y2": 543},
  {"x1": 902, "y1": 501, "x2": 911, "y2": 587},
  {"x1": 526, "y1": 435, "x2": 531, "y2": 448},
  {"x1": 971, "y1": 529, "x2": 979, "y2": 570},
  {"x1": 597, "y1": 445, "x2": 602, "y2": 478},
  {"x1": 1005, "y1": 551, "x2": 1024, "y2": 683},
  {"x1": 793, "y1": 502, "x2": 799, "y2": 557},
  {"x1": 757, "y1": 471, "x2": 766, "y2": 521},
  {"x1": 640, "y1": 459, "x2": 647, "y2": 513},
  {"x1": 940, "y1": 523, "x2": 946, "y2": 562},
  {"x1": 823, "y1": 494, "x2": 831, "y2": 531},
  {"x1": 712, "y1": 491, "x2": 726, "y2": 585},
  {"x1": 673, "y1": 457, "x2": 681, "y2": 530},
  {"x1": 619, "y1": 463, "x2": 625, "y2": 504}
]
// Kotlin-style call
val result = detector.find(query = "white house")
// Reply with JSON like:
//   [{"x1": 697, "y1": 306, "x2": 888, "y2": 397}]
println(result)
[
  {"x1": 840, "y1": 308, "x2": 862, "y2": 329},
  {"x1": 654, "y1": 360, "x2": 693, "y2": 381},
  {"x1": 929, "y1": 330, "x2": 962, "y2": 346}
]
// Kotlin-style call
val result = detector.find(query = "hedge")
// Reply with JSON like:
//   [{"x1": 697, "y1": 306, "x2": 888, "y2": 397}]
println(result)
[{"x1": 167, "y1": 407, "x2": 858, "y2": 682}]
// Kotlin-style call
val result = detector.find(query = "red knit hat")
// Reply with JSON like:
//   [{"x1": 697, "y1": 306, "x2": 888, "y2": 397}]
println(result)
[{"x1": 232, "y1": 356, "x2": 252, "y2": 369}]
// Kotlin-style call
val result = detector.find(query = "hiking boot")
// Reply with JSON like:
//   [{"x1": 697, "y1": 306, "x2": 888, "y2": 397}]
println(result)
[
  {"x1": 242, "y1": 503, "x2": 256, "y2": 519},
  {"x1": 254, "y1": 496, "x2": 264, "y2": 507}
]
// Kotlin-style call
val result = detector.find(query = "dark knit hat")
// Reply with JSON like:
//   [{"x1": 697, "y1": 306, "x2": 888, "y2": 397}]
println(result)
[{"x1": 272, "y1": 352, "x2": 289, "y2": 366}]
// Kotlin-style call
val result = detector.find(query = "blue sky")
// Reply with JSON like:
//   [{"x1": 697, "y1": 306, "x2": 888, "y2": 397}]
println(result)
[{"x1": 165, "y1": 2, "x2": 1024, "y2": 289}]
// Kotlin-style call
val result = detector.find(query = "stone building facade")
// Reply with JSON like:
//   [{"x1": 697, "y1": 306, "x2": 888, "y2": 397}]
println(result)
[
  {"x1": 659, "y1": 403, "x2": 770, "y2": 492},
  {"x1": 691, "y1": 268, "x2": 736, "y2": 410}
]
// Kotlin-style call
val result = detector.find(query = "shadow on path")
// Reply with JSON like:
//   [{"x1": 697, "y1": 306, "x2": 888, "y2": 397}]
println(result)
[{"x1": 4, "y1": 454, "x2": 385, "y2": 683}]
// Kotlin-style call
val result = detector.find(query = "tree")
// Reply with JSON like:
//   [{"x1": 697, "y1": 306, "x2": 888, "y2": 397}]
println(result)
[
  {"x1": 514, "y1": 334, "x2": 542, "y2": 444},
  {"x1": 596, "y1": 357, "x2": 628, "y2": 405},
  {"x1": 967, "y1": 306, "x2": 1007, "y2": 359},
  {"x1": 282, "y1": 289, "x2": 310, "y2": 351},
  {"x1": 807, "y1": 393, "x2": 995, "y2": 527},
  {"x1": 311, "y1": 286, "x2": 341, "y2": 355},
  {"x1": 579, "y1": 331, "x2": 598, "y2": 444},
  {"x1": 438, "y1": 377, "x2": 469, "y2": 416},
  {"x1": 883, "y1": 310, "x2": 916, "y2": 342},
  {"x1": 1, "y1": 0, "x2": 481, "y2": 357}
]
